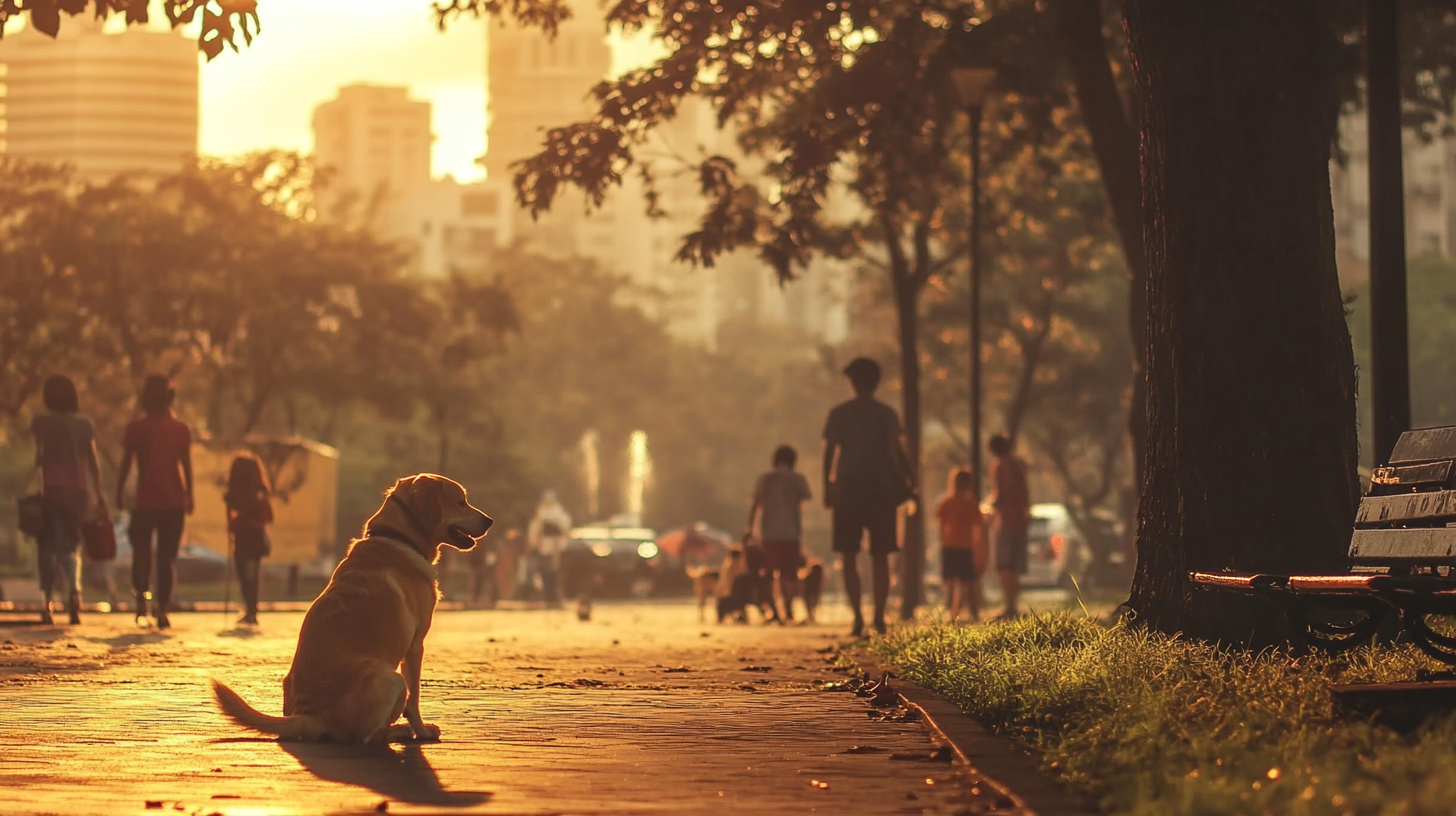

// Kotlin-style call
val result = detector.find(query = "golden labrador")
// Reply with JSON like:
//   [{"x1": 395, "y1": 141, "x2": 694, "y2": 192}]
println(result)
[{"x1": 212, "y1": 474, "x2": 491, "y2": 743}]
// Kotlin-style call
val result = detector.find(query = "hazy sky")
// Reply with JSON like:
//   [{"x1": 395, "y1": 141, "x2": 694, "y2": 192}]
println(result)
[
  {"x1": 199, "y1": 1, "x2": 491, "y2": 182},
  {"x1": 193, "y1": 1, "x2": 655, "y2": 183}
]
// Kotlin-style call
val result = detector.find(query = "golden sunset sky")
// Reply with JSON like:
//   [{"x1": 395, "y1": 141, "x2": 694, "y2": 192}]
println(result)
[{"x1": 197, "y1": 0, "x2": 651, "y2": 183}]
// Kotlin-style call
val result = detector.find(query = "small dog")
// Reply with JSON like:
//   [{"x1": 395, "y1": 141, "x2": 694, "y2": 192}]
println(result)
[
  {"x1": 687, "y1": 564, "x2": 721, "y2": 623},
  {"x1": 799, "y1": 559, "x2": 825, "y2": 624},
  {"x1": 716, "y1": 571, "x2": 757, "y2": 624},
  {"x1": 212, "y1": 474, "x2": 491, "y2": 744}
]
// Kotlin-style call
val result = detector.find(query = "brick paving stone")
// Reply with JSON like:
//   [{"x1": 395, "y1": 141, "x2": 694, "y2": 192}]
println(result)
[{"x1": 0, "y1": 602, "x2": 1000, "y2": 816}]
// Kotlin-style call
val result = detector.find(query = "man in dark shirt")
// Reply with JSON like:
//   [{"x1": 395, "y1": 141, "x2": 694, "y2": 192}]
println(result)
[{"x1": 822, "y1": 358, "x2": 914, "y2": 637}]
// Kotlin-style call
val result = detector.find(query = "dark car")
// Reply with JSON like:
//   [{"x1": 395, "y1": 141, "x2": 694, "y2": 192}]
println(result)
[{"x1": 559, "y1": 525, "x2": 662, "y2": 599}]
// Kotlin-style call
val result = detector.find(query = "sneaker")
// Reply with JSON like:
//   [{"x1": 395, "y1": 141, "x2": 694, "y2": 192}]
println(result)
[
  {"x1": 39, "y1": 604, "x2": 54, "y2": 626},
  {"x1": 156, "y1": 613, "x2": 171, "y2": 630}
]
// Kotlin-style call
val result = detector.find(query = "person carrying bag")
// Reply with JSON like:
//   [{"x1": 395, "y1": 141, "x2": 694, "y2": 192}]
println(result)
[{"x1": 29, "y1": 375, "x2": 108, "y2": 626}]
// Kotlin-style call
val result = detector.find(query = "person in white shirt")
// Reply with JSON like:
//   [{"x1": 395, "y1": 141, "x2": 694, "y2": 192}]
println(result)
[{"x1": 527, "y1": 490, "x2": 572, "y2": 607}]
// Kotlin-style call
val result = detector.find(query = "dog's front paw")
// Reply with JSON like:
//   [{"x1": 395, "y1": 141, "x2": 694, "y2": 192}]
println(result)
[{"x1": 414, "y1": 722, "x2": 441, "y2": 742}]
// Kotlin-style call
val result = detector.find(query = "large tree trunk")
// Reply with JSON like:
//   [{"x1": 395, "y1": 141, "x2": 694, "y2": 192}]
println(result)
[
  {"x1": 1054, "y1": 0, "x2": 1147, "y2": 562},
  {"x1": 1122, "y1": 0, "x2": 1359, "y2": 642}
]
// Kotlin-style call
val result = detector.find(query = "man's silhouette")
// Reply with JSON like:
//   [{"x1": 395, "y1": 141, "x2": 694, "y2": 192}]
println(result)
[{"x1": 822, "y1": 358, "x2": 914, "y2": 636}]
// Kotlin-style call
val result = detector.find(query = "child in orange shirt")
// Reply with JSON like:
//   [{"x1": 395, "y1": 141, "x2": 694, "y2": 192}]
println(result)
[{"x1": 936, "y1": 469, "x2": 984, "y2": 622}]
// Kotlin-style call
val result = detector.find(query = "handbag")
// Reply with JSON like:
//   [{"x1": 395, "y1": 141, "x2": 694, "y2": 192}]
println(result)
[
  {"x1": 17, "y1": 494, "x2": 49, "y2": 540},
  {"x1": 82, "y1": 516, "x2": 117, "y2": 562}
]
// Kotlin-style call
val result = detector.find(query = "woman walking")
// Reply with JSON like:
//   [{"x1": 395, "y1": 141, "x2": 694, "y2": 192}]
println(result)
[
  {"x1": 115, "y1": 375, "x2": 193, "y2": 629},
  {"x1": 224, "y1": 452, "x2": 272, "y2": 626},
  {"x1": 30, "y1": 375, "x2": 107, "y2": 625}
]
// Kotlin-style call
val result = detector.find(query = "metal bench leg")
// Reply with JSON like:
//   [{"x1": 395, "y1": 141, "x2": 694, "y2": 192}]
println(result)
[
  {"x1": 1400, "y1": 609, "x2": 1456, "y2": 666},
  {"x1": 1288, "y1": 600, "x2": 1391, "y2": 654}
]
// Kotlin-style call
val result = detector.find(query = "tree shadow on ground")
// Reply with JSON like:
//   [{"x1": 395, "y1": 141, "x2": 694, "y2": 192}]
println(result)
[{"x1": 281, "y1": 742, "x2": 491, "y2": 807}]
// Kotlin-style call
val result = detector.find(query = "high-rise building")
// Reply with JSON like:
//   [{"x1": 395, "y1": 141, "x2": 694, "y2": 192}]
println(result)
[
  {"x1": 0, "y1": 19, "x2": 198, "y2": 181},
  {"x1": 485, "y1": 11, "x2": 849, "y2": 347},
  {"x1": 484, "y1": 2, "x2": 610, "y2": 184},
  {"x1": 312, "y1": 83, "x2": 511, "y2": 278},
  {"x1": 312, "y1": 84, "x2": 433, "y2": 218}
]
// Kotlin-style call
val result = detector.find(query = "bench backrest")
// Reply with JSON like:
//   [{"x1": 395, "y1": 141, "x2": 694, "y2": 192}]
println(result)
[{"x1": 1351, "y1": 425, "x2": 1456, "y2": 566}]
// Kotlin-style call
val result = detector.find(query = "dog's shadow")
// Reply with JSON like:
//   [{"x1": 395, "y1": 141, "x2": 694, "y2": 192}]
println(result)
[{"x1": 280, "y1": 742, "x2": 491, "y2": 807}]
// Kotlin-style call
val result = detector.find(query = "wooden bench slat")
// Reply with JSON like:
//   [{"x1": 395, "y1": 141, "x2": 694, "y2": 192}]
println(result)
[
  {"x1": 1370, "y1": 461, "x2": 1454, "y2": 489},
  {"x1": 1349, "y1": 527, "x2": 1456, "y2": 564},
  {"x1": 1356, "y1": 490, "x2": 1456, "y2": 526},
  {"x1": 1287, "y1": 575, "x2": 1383, "y2": 593},
  {"x1": 1189, "y1": 571, "x2": 1283, "y2": 590},
  {"x1": 1390, "y1": 426, "x2": 1456, "y2": 464}
]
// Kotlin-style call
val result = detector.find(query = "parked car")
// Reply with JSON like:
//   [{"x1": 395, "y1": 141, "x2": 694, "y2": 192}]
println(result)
[
  {"x1": 1022, "y1": 503, "x2": 1091, "y2": 589},
  {"x1": 559, "y1": 525, "x2": 661, "y2": 599}
]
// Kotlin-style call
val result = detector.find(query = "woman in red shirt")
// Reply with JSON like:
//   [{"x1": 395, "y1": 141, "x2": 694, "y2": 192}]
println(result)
[{"x1": 224, "y1": 453, "x2": 273, "y2": 626}]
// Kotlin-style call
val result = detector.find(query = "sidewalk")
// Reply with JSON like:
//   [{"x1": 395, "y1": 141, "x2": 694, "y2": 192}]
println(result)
[{"x1": 1, "y1": 601, "x2": 1016, "y2": 815}]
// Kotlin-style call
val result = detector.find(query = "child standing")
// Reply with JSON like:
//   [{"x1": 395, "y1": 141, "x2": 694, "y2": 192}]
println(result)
[
  {"x1": 936, "y1": 469, "x2": 984, "y2": 623},
  {"x1": 746, "y1": 445, "x2": 812, "y2": 623},
  {"x1": 224, "y1": 452, "x2": 273, "y2": 626}
]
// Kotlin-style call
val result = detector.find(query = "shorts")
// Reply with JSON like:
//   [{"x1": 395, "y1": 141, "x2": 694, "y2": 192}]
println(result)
[
  {"x1": 941, "y1": 548, "x2": 977, "y2": 582},
  {"x1": 762, "y1": 540, "x2": 802, "y2": 575},
  {"x1": 832, "y1": 501, "x2": 898, "y2": 555},
  {"x1": 994, "y1": 520, "x2": 1028, "y2": 575}
]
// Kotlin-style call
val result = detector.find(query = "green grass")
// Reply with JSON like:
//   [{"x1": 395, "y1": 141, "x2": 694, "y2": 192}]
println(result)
[{"x1": 875, "y1": 614, "x2": 1456, "y2": 815}]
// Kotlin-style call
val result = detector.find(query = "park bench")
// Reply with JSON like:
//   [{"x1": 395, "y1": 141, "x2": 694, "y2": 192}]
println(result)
[{"x1": 1190, "y1": 425, "x2": 1456, "y2": 664}]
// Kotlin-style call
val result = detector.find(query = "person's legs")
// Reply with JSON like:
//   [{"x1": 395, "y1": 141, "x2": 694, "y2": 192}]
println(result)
[
  {"x1": 839, "y1": 554, "x2": 864, "y2": 636},
  {"x1": 153, "y1": 510, "x2": 185, "y2": 628},
  {"x1": 235, "y1": 553, "x2": 260, "y2": 622},
  {"x1": 869, "y1": 552, "x2": 891, "y2": 633},
  {"x1": 58, "y1": 548, "x2": 82, "y2": 623},
  {"x1": 865, "y1": 502, "x2": 897, "y2": 633},
  {"x1": 945, "y1": 578, "x2": 963, "y2": 621},
  {"x1": 36, "y1": 542, "x2": 57, "y2": 623},
  {"x1": 129, "y1": 510, "x2": 157, "y2": 617},
  {"x1": 832, "y1": 505, "x2": 865, "y2": 636}
]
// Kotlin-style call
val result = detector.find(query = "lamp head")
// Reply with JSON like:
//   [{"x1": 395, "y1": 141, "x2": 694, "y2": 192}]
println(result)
[{"x1": 951, "y1": 66, "x2": 998, "y2": 107}]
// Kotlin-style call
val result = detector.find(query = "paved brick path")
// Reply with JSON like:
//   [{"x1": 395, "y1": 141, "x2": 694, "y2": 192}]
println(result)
[{"x1": 0, "y1": 601, "x2": 1003, "y2": 816}]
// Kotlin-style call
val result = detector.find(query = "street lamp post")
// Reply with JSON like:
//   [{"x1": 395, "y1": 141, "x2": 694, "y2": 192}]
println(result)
[{"x1": 952, "y1": 66, "x2": 997, "y2": 498}]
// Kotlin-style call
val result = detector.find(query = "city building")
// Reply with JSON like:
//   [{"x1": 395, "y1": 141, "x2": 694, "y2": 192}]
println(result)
[
  {"x1": 485, "y1": 14, "x2": 849, "y2": 347},
  {"x1": 312, "y1": 83, "x2": 432, "y2": 221},
  {"x1": 312, "y1": 84, "x2": 512, "y2": 278},
  {"x1": 0, "y1": 19, "x2": 198, "y2": 181}
]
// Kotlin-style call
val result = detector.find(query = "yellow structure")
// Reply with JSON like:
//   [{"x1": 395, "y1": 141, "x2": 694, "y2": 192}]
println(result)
[
  {"x1": 0, "y1": 19, "x2": 198, "y2": 181},
  {"x1": 187, "y1": 438, "x2": 339, "y2": 565}
]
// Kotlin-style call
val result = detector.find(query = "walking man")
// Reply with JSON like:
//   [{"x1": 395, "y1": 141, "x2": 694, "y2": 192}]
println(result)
[
  {"x1": 987, "y1": 433, "x2": 1030, "y2": 620},
  {"x1": 745, "y1": 445, "x2": 812, "y2": 623},
  {"x1": 822, "y1": 358, "x2": 914, "y2": 637},
  {"x1": 115, "y1": 375, "x2": 193, "y2": 630}
]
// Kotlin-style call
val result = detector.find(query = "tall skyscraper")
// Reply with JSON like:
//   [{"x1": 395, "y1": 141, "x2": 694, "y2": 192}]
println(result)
[
  {"x1": 312, "y1": 84, "x2": 433, "y2": 218},
  {"x1": 484, "y1": 3, "x2": 610, "y2": 184},
  {"x1": 0, "y1": 19, "x2": 198, "y2": 181},
  {"x1": 484, "y1": 10, "x2": 849, "y2": 347},
  {"x1": 312, "y1": 83, "x2": 511, "y2": 278}
]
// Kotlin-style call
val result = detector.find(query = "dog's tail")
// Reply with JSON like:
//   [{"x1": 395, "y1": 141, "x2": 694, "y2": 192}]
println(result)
[{"x1": 211, "y1": 679, "x2": 325, "y2": 741}]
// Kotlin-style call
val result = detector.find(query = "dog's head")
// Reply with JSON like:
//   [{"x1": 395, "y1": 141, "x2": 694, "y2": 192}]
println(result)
[{"x1": 380, "y1": 474, "x2": 492, "y2": 558}]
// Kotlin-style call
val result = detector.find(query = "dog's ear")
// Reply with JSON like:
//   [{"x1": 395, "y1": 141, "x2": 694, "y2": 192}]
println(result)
[{"x1": 410, "y1": 475, "x2": 445, "y2": 534}]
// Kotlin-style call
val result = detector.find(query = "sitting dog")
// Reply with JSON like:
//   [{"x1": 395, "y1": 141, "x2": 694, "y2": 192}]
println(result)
[
  {"x1": 212, "y1": 474, "x2": 491, "y2": 743},
  {"x1": 799, "y1": 559, "x2": 825, "y2": 624}
]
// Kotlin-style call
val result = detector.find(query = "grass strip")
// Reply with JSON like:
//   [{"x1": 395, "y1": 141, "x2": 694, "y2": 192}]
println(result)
[{"x1": 875, "y1": 613, "x2": 1456, "y2": 815}]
